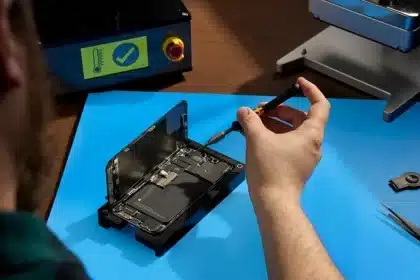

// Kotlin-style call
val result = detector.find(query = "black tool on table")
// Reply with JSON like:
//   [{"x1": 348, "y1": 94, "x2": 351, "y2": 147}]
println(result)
[
  {"x1": 379, "y1": 203, "x2": 420, "y2": 242},
  {"x1": 202, "y1": 83, "x2": 302, "y2": 148},
  {"x1": 388, "y1": 172, "x2": 420, "y2": 192}
]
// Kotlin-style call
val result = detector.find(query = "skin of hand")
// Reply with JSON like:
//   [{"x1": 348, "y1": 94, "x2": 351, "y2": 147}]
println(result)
[
  {"x1": 237, "y1": 77, "x2": 331, "y2": 203},
  {"x1": 237, "y1": 77, "x2": 342, "y2": 280}
]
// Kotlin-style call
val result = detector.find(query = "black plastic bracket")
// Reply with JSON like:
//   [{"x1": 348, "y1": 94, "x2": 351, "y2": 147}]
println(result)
[{"x1": 389, "y1": 172, "x2": 420, "y2": 192}]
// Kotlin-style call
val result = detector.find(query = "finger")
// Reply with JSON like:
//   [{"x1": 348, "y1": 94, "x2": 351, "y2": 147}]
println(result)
[
  {"x1": 261, "y1": 116, "x2": 293, "y2": 134},
  {"x1": 264, "y1": 105, "x2": 307, "y2": 127},
  {"x1": 258, "y1": 101, "x2": 307, "y2": 127},
  {"x1": 237, "y1": 107, "x2": 267, "y2": 139},
  {"x1": 297, "y1": 77, "x2": 330, "y2": 126}
]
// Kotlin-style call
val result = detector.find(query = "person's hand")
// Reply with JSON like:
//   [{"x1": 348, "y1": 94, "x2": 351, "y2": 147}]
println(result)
[{"x1": 237, "y1": 77, "x2": 330, "y2": 204}]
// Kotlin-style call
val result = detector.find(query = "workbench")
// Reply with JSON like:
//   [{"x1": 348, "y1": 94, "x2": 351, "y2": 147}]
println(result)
[{"x1": 48, "y1": 91, "x2": 420, "y2": 280}]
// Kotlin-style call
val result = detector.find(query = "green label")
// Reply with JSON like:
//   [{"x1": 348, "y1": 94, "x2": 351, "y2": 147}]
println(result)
[{"x1": 80, "y1": 36, "x2": 149, "y2": 79}]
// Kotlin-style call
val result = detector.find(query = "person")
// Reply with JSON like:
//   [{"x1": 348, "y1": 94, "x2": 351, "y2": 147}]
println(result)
[
  {"x1": 236, "y1": 78, "x2": 342, "y2": 280},
  {"x1": 0, "y1": 1, "x2": 342, "y2": 279}
]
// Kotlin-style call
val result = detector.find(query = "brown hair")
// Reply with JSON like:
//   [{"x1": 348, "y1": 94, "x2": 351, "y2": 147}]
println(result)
[{"x1": 9, "y1": 1, "x2": 54, "y2": 213}]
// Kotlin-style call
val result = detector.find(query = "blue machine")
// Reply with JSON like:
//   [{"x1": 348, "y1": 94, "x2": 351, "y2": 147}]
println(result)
[
  {"x1": 312, "y1": 0, "x2": 420, "y2": 52},
  {"x1": 276, "y1": 0, "x2": 420, "y2": 122},
  {"x1": 33, "y1": 1, "x2": 192, "y2": 95}
]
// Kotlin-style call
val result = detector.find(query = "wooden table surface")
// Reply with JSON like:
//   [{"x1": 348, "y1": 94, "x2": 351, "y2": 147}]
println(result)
[{"x1": 38, "y1": 0, "x2": 371, "y2": 219}]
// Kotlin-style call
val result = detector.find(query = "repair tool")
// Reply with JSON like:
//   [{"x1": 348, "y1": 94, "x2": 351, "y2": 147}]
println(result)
[
  {"x1": 202, "y1": 83, "x2": 302, "y2": 148},
  {"x1": 33, "y1": 0, "x2": 192, "y2": 95},
  {"x1": 388, "y1": 172, "x2": 420, "y2": 192},
  {"x1": 379, "y1": 203, "x2": 420, "y2": 242},
  {"x1": 277, "y1": 0, "x2": 420, "y2": 122},
  {"x1": 98, "y1": 100, "x2": 245, "y2": 256}
]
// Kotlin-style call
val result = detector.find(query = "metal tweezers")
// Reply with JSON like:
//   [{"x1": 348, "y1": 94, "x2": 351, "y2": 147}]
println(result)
[{"x1": 379, "y1": 203, "x2": 420, "y2": 241}]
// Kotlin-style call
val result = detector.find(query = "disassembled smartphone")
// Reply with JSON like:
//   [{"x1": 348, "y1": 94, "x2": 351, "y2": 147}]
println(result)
[{"x1": 97, "y1": 101, "x2": 245, "y2": 256}]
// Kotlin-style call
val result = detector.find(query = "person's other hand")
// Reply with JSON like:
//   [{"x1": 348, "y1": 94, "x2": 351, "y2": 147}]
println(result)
[{"x1": 237, "y1": 77, "x2": 330, "y2": 204}]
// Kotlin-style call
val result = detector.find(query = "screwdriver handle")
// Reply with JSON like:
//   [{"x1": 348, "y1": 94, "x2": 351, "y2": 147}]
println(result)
[
  {"x1": 231, "y1": 83, "x2": 301, "y2": 132},
  {"x1": 262, "y1": 83, "x2": 301, "y2": 111},
  {"x1": 231, "y1": 121, "x2": 242, "y2": 131}
]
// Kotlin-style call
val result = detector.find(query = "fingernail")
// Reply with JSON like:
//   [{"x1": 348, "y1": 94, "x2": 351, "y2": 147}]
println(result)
[
  {"x1": 237, "y1": 107, "x2": 250, "y2": 119},
  {"x1": 297, "y1": 77, "x2": 307, "y2": 84}
]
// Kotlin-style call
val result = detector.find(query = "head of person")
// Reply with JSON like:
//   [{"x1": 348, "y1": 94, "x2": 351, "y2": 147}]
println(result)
[{"x1": 0, "y1": 0, "x2": 52, "y2": 213}]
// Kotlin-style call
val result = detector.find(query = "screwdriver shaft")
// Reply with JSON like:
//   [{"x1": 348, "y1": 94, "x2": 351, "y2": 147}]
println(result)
[{"x1": 203, "y1": 84, "x2": 301, "y2": 148}]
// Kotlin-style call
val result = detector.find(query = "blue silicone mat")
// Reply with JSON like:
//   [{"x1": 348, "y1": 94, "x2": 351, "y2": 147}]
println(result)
[{"x1": 48, "y1": 91, "x2": 420, "y2": 280}]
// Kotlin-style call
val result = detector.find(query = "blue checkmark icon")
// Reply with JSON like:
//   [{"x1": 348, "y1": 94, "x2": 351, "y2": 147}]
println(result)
[{"x1": 113, "y1": 43, "x2": 140, "y2": 67}]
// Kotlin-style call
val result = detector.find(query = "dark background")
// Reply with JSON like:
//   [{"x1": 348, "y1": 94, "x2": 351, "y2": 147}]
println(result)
[{"x1": 38, "y1": 0, "x2": 372, "y2": 218}]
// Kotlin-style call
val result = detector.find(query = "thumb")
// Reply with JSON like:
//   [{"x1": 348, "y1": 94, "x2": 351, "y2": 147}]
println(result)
[{"x1": 237, "y1": 107, "x2": 266, "y2": 139}]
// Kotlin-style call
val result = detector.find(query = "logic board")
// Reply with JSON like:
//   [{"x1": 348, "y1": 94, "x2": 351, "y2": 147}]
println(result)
[{"x1": 98, "y1": 101, "x2": 245, "y2": 256}]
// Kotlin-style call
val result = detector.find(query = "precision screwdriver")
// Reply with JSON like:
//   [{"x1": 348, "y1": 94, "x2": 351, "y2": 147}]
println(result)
[{"x1": 202, "y1": 83, "x2": 302, "y2": 148}]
